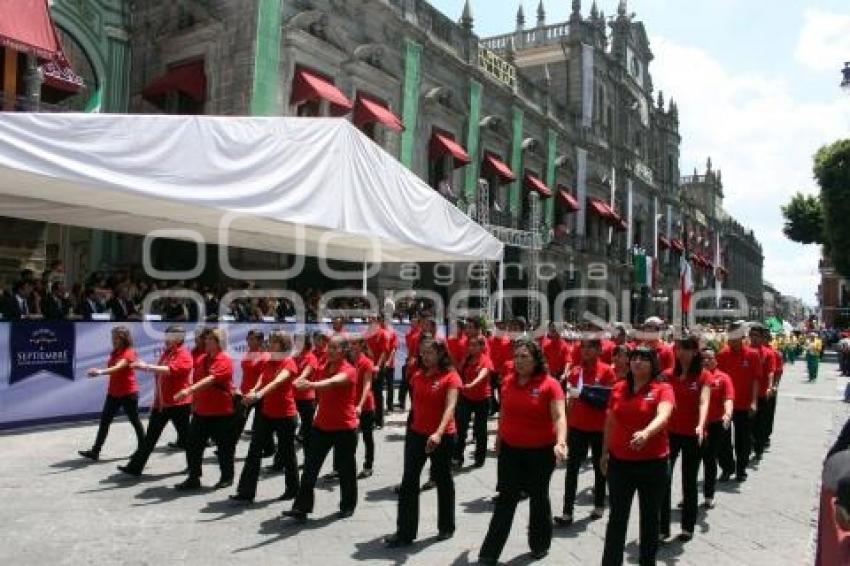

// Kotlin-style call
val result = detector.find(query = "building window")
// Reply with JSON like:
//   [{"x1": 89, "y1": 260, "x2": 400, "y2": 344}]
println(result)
[{"x1": 296, "y1": 98, "x2": 320, "y2": 117}]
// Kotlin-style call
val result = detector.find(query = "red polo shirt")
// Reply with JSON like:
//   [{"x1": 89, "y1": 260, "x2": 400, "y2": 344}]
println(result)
[
  {"x1": 447, "y1": 334, "x2": 469, "y2": 368},
  {"x1": 488, "y1": 334, "x2": 513, "y2": 375},
  {"x1": 153, "y1": 345, "x2": 193, "y2": 409},
  {"x1": 313, "y1": 360, "x2": 358, "y2": 432},
  {"x1": 410, "y1": 368, "x2": 462, "y2": 436},
  {"x1": 499, "y1": 371, "x2": 564, "y2": 449},
  {"x1": 106, "y1": 348, "x2": 138, "y2": 397},
  {"x1": 541, "y1": 336, "x2": 570, "y2": 377},
  {"x1": 366, "y1": 327, "x2": 389, "y2": 365},
  {"x1": 607, "y1": 379, "x2": 675, "y2": 461},
  {"x1": 386, "y1": 329, "x2": 399, "y2": 368},
  {"x1": 460, "y1": 353, "x2": 494, "y2": 402},
  {"x1": 192, "y1": 351, "x2": 235, "y2": 416},
  {"x1": 356, "y1": 353, "x2": 376, "y2": 413},
  {"x1": 567, "y1": 360, "x2": 617, "y2": 432},
  {"x1": 705, "y1": 369, "x2": 735, "y2": 424},
  {"x1": 663, "y1": 369, "x2": 710, "y2": 437},
  {"x1": 773, "y1": 348, "x2": 783, "y2": 378},
  {"x1": 651, "y1": 341, "x2": 676, "y2": 373},
  {"x1": 240, "y1": 350, "x2": 270, "y2": 395},
  {"x1": 716, "y1": 345, "x2": 762, "y2": 410},
  {"x1": 757, "y1": 345, "x2": 776, "y2": 398},
  {"x1": 294, "y1": 350, "x2": 319, "y2": 401},
  {"x1": 259, "y1": 357, "x2": 299, "y2": 419},
  {"x1": 406, "y1": 327, "x2": 422, "y2": 361}
]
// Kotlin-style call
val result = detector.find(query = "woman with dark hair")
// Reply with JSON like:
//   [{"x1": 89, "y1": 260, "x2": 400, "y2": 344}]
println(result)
[
  {"x1": 601, "y1": 346, "x2": 675, "y2": 566},
  {"x1": 453, "y1": 335, "x2": 494, "y2": 469},
  {"x1": 173, "y1": 328, "x2": 238, "y2": 490},
  {"x1": 612, "y1": 344, "x2": 631, "y2": 381},
  {"x1": 79, "y1": 326, "x2": 145, "y2": 461},
  {"x1": 235, "y1": 330, "x2": 270, "y2": 439},
  {"x1": 384, "y1": 338, "x2": 461, "y2": 547},
  {"x1": 283, "y1": 335, "x2": 359, "y2": 521},
  {"x1": 119, "y1": 325, "x2": 194, "y2": 475},
  {"x1": 478, "y1": 338, "x2": 566, "y2": 564},
  {"x1": 231, "y1": 330, "x2": 300, "y2": 503},
  {"x1": 292, "y1": 333, "x2": 320, "y2": 453},
  {"x1": 659, "y1": 336, "x2": 711, "y2": 542},
  {"x1": 351, "y1": 336, "x2": 377, "y2": 479},
  {"x1": 699, "y1": 346, "x2": 734, "y2": 508}
]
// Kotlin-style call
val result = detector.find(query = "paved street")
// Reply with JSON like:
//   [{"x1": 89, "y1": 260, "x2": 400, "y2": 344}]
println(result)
[{"x1": 1, "y1": 358, "x2": 847, "y2": 566}]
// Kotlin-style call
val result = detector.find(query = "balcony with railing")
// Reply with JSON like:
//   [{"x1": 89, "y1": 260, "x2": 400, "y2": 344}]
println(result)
[{"x1": 480, "y1": 21, "x2": 570, "y2": 53}]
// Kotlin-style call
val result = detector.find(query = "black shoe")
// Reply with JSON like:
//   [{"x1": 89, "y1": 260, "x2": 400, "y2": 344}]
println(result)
[
  {"x1": 167, "y1": 442, "x2": 185, "y2": 450},
  {"x1": 175, "y1": 478, "x2": 202, "y2": 491},
  {"x1": 262, "y1": 447, "x2": 276, "y2": 458},
  {"x1": 229, "y1": 494, "x2": 253, "y2": 504},
  {"x1": 383, "y1": 533, "x2": 413, "y2": 548},
  {"x1": 278, "y1": 490, "x2": 297, "y2": 501},
  {"x1": 437, "y1": 530, "x2": 454, "y2": 541},
  {"x1": 357, "y1": 468, "x2": 373, "y2": 479},
  {"x1": 337, "y1": 508, "x2": 355, "y2": 519},
  {"x1": 473, "y1": 460, "x2": 486, "y2": 468},
  {"x1": 735, "y1": 473, "x2": 748, "y2": 483},
  {"x1": 421, "y1": 479, "x2": 437, "y2": 491},
  {"x1": 393, "y1": 485, "x2": 401, "y2": 494},
  {"x1": 281, "y1": 509, "x2": 308, "y2": 522},
  {"x1": 213, "y1": 479, "x2": 233, "y2": 490},
  {"x1": 553, "y1": 513, "x2": 573, "y2": 527},
  {"x1": 322, "y1": 471, "x2": 340, "y2": 483},
  {"x1": 531, "y1": 549, "x2": 548, "y2": 560},
  {"x1": 677, "y1": 531, "x2": 693, "y2": 542},
  {"x1": 117, "y1": 465, "x2": 141, "y2": 477},
  {"x1": 78, "y1": 449, "x2": 99, "y2": 461},
  {"x1": 478, "y1": 557, "x2": 498, "y2": 565},
  {"x1": 718, "y1": 471, "x2": 733, "y2": 482}
]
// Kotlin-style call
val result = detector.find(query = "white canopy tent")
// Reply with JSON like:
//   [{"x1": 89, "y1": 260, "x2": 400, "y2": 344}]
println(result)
[{"x1": 0, "y1": 113, "x2": 503, "y2": 265}]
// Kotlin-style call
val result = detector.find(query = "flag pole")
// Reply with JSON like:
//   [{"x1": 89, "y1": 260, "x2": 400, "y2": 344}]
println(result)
[{"x1": 682, "y1": 215, "x2": 688, "y2": 334}]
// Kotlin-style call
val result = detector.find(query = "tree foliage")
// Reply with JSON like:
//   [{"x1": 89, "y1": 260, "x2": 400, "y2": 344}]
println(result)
[
  {"x1": 816, "y1": 139, "x2": 850, "y2": 276},
  {"x1": 780, "y1": 192, "x2": 823, "y2": 245}
]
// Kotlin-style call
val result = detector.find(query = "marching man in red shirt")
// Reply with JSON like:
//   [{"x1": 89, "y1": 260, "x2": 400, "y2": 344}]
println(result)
[
  {"x1": 749, "y1": 324, "x2": 776, "y2": 462},
  {"x1": 118, "y1": 325, "x2": 194, "y2": 476},
  {"x1": 556, "y1": 339, "x2": 617, "y2": 526},
  {"x1": 700, "y1": 347, "x2": 734, "y2": 507},
  {"x1": 79, "y1": 326, "x2": 145, "y2": 461}
]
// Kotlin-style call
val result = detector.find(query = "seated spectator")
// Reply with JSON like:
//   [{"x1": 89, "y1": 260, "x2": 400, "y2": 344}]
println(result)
[
  {"x1": 43, "y1": 281, "x2": 72, "y2": 320},
  {"x1": 80, "y1": 287, "x2": 105, "y2": 320}
]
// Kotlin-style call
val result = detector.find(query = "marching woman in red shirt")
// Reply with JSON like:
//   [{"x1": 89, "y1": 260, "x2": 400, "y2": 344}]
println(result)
[
  {"x1": 235, "y1": 330, "x2": 270, "y2": 440},
  {"x1": 231, "y1": 330, "x2": 300, "y2": 502},
  {"x1": 352, "y1": 337, "x2": 377, "y2": 478},
  {"x1": 79, "y1": 326, "x2": 145, "y2": 461},
  {"x1": 659, "y1": 336, "x2": 711, "y2": 542},
  {"x1": 478, "y1": 338, "x2": 567, "y2": 564},
  {"x1": 453, "y1": 335, "x2": 494, "y2": 469},
  {"x1": 283, "y1": 335, "x2": 359, "y2": 521},
  {"x1": 384, "y1": 338, "x2": 461, "y2": 547},
  {"x1": 699, "y1": 347, "x2": 734, "y2": 508},
  {"x1": 292, "y1": 333, "x2": 320, "y2": 452},
  {"x1": 601, "y1": 346, "x2": 675, "y2": 566},
  {"x1": 556, "y1": 339, "x2": 617, "y2": 526},
  {"x1": 173, "y1": 328, "x2": 238, "y2": 490},
  {"x1": 118, "y1": 325, "x2": 194, "y2": 475}
]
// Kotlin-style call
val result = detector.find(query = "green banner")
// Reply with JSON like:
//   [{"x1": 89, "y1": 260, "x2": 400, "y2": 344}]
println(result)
[
  {"x1": 464, "y1": 80, "x2": 483, "y2": 205},
  {"x1": 509, "y1": 107, "x2": 524, "y2": 219},
  {"x1": 250, "y1": 0, "x2": 283, "y2": 116},
  {"x1": 545, "y1": 128, "x2": 557, "y2": 228},
  {"x1": 400, "y1": 40, "x2": 422, "y2": 169}
]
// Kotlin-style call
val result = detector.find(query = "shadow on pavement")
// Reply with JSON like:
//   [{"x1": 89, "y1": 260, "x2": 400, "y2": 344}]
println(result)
[
  {"x1": 365, "y1": 485, "x2": 399, "y2": 502},
  {"x1": 552, "y1": 514, "x2": 598, "y2": 539},
  {"x1": 197, "y1": 497, "x2": 277, "y2": 522},
  {"x1": 459, "y1": 496, "x2": 493, "y2": 514},
  {"x1": 350, "y1": 533, "x2": 444, "y2": 564},
  {"x1": 46, "y1": 456, "x2": 125, "y2": 474},
  {"x1": 76, "y1": 470, "x2": 184, "y2": 494},
  {"x1": 231, "y1": 513, "x2": 339, "y2": 553},
  {"x1": 132, "y1": 483, "x2": 211, "y2": 505}
]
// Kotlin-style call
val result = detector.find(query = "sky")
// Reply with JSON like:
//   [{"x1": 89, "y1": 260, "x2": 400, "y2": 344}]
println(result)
[{"x1": 429, "y1": 0, "x2": 850, "y2": 306}]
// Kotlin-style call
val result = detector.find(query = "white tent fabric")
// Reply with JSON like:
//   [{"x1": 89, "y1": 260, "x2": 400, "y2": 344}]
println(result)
[{"x1": 0, "y1": 113, "x2": 503, "y2": 263}]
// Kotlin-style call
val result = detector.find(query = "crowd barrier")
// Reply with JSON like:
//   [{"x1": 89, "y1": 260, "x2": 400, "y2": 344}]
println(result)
[{"x1": 0, "y1": 321, "x2": 414, "y2": 431}]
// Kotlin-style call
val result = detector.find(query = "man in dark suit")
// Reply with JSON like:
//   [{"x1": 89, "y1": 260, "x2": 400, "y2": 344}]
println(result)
[
  {"x1": 4, "y1": 280, "x2": 35, "y2": 320},
  {"x1": 43, "y1": 281, "x2": 71, "y2": 320},
  {"x1": 107, "y1": 285, "x2": 137, "y2": 321},
  {"x1": 80, "y1": 287, "x2": 104, "y2": 320}
]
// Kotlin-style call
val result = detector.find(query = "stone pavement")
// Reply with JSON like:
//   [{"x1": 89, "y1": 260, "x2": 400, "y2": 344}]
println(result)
[{"x1": 1, "y1": 358, "x2": 848, "y2": 566}]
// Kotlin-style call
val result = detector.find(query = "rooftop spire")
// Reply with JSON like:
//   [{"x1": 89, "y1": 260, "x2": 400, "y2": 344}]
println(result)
[
  {"x1": 657, "y1": 90, "x2": 664, "y2": 110},
  {"x1": 460, "y1": 0, "x2": 473, "y2": 31},
  {"x1": 618, "y1": 0, "x2": 627, "y2": 17},
  {"x1": 590, "y1": 0, "x2": 598, "y2": 19},
  {"x1": 537, "y1": 0, "x2": 546, "y2": 27},
  {"x1": 571, "y1": 0, "x2": 581, "y2": 20},
  {"x1": 516, "y1": 3, "x2": 525, "y2": 29}
]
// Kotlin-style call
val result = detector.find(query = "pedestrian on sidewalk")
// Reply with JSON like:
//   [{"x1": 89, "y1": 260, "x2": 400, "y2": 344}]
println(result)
[
  {"x1": 79, "y1": 326, "x2": 145, "y2": 461},
  {"x1": 478, "y1": 338, "x2": 567, "y2": 564},
  {"x1": 806, "y1": 336, "x2": 821, "y2": 382},
  {"x1": 118, "y1": 325, "x2": 193, "y2": 475}
]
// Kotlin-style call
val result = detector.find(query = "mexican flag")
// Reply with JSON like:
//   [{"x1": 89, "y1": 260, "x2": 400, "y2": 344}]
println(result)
[
  {"x1": 680, "y1": 253, "x2": 694, "y2": 312},
  {"x1": 634, "y1": 250, "x2": 655, "y2": 288}
]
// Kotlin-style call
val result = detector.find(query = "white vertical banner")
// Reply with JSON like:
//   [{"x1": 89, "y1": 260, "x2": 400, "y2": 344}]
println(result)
[
  {"x1": 577, "y1": 147, "x2": 588, "y2": 235},
  {"x1": 652, "y1": 195, "x2": 659, "y2": 258},
  {"x1": 715, "y1": 231, "x2": 722, "y2": 308},
  {"x1": 582, "y1": 44, "x2": 594, "y2": 128},
  {"x1": 626, "y1": 178, "x2": 634, "y2": 250}
]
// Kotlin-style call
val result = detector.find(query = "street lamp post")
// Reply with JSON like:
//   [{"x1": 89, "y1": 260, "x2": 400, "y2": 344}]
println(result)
[{"x1": 841, "y1": 62, "x2": 850, "y2": 93}]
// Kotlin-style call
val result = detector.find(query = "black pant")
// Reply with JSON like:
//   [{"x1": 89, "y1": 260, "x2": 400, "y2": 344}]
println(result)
[
  {"x1": 235, "y1": 401, "x2": 275, "y2": 454},
  {"x1": 766, "y1": 388, "x2": 778, "y2": 441},
  {"x1": 660, "y1": 434, "x2": 699, "y2": 536},
  {"x1": 296, "y1": 399, "x2": 316, "y2": 447},
  {"x1": 563, "y1": 428, "x2": 605, "y2": 515},
  {"x1": 397, "y1": 365, "x2": 409, "y2": 410},
  {"x1": 701, "y1": 421, "x2": 727, "y2": 499},
  {"x1": 91, "y1": 393, "x2": 145, "y2": 454},
  {"x1": 372, "y1": 368, "x2": 386, "y2": 427},
  {"x1": 602, "y1": 457, "x2": 667, "y2": 566},
  {"x1": 360, "y1": 410, "x2": 375, "y2": 470},
  {"x1": 717, "y1": 420, "x2": 735, "y2": 477},
  {"x1": 396, "y1": 431, "x2": 455, "y2": 541},
  {"x1": 237, "y1": 414, "x2": 298, "y2": 499},
  {"x1": 126, "y1": 404, "x2": 191, "y2": 472},
  {"x1": 293, "y1": 427, "x2": 358, "y2": 514},
  {"x1": 185, "y1": 413, "x2": 238, "y2": 482},
  {"x1": 454, "y1": 397, "x2": 488, "y2": 465},
  {"x1": 753, "y1": 396, "x2": 771, "y2": 457},
  {"x1": 480, "y1": 442, "x2": 555, "y2": 561},
  {"x1": 731, "y1": 409, "x2": 753, "y2": 477},
  {"x1": 489, "y1": 372, "x2": 501, "y2": 415}
]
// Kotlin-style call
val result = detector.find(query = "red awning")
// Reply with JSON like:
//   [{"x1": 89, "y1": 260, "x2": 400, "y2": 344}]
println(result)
[
  {"x1": 611, "y1": 212, "x2": 627, "y2": 232},
  {"x1": 430, "y1": 133, "x2": 471, "y2": 167},
  {"x1": 588, "y1": 197, "x2": 618, "y2": 224},
  {"x1": 524, "y1": 173, "x2": 552, "y2": 198},
  {"x1": 38, "y1": 8, "x2": 84, "y2": 101},
  {"x1": 352, "y1": 95, "x2": 404, "y2": 132},
  {"x1": 658, "y1": 236, "x2": 671, "y2": 249},
  {"x1": 0, "y1": 0, "x2": 59, "y2": 59},
  {"x1": 291, "y1": 68, "x2": 353, "y2": 116},
  {"x1": 143, "y1": 60, "x2": 207, "y2": 105},
  {"x1": 670, "y1": 239, "x2": 685, "y2": 252},
  {"x1": 557, "y1": 186, "x2": 579, "y2": 212},
  {"x1": 482, "y1": 153, "x2": 516, "y2": 183}
]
